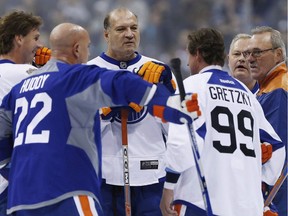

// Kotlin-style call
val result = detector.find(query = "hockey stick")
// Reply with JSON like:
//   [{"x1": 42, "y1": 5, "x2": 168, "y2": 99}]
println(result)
[
  {"x1": 170, "y1": 58, "x2": 213, "y2": 216},
  {"x1": 121, "y1": 109, "x2": 131, "y2": 216},
  {"x1": 264, "y1": 163, "x2": 287, "y2": 207}
]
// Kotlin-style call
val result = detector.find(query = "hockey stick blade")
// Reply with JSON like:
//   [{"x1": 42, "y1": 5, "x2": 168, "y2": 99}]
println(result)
[{"x1": 170, "y1": 58, "x2": 213, "y2": 216}]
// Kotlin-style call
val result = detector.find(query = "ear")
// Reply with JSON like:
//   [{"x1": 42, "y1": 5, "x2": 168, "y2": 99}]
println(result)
[
  {"x1": 73, "y1": 42, "x2": 80, "y2": 58},
  {"x1": 14, "y1": 35, "x2": 23, "y2": 47},
  {"x1": 275, "y1": 47, "x2": 283, "y2": 61},
  {"x1": 195, "y1": 49, "x2": 202, "y2": 62},
  {"x1": 104, "y1": 29, "x2": 109, "y2": 42}
]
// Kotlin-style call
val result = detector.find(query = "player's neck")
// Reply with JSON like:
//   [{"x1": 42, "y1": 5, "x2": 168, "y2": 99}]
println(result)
[
  {"x1": 247, "y1": 80, "x2": 257, "y2": 91},
  {"x1": 105, "y1": 50, "x2": 136, "y2": 62},
  {"x1": 0, "y1": 53, "x2": 20, "y2": 64}
]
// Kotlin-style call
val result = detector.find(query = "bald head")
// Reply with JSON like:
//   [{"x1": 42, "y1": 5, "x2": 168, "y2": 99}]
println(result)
[
  {"x1": 104, "y1": 7, "x2": 137, "y2": 30},
  {"x1": 49, "y1": 23, "x2": 91, "y2": 64}
]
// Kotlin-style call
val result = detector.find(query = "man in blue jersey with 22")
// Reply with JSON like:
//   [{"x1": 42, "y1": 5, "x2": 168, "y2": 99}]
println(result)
[
  {"x1": 0, "y1": 22, "x2": 200, "y2": 216},
  {"x1": 87, "y1": 7, "x2": 176, "y2": 216}
]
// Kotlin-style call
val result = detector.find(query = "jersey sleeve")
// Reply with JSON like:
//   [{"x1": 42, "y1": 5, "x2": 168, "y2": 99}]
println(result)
[
  {"x1": 165, "y1": 122, "x2": 195, "y2": 173},
  {"x1": 0, "y1": 94, "x2": 14, "y2": 166},
  {"x1": 253, "y1": 97, "x2": 285, "y2": 185}
]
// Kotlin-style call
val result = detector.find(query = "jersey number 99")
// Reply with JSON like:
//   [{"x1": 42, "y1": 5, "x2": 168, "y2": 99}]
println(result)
[{"x1": 211, "y1": 106, "x2": 256, "y2": 158}]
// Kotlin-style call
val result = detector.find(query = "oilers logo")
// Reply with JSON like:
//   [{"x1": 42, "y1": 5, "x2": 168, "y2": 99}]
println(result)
[{"x1": 113, "y1": 106, "x2": 148, "y2": 124}]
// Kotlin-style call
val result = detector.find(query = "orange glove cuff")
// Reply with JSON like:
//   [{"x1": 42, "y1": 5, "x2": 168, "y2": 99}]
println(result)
[
  {"x1": 101, "y1": 107, "x2": 112, "y2": 116},
  {"x1": 153, "y1": 105, "x2": 167, "y2": 123},
  {"x1": 129, "y1": 102, "x2": 143, "y2": 113},
  {"x1": 261, "y1": 142, "x2": 272, "y2": 164},
  {"x1": 171, "y1": 79, "x2": 176, "y2": 91}
]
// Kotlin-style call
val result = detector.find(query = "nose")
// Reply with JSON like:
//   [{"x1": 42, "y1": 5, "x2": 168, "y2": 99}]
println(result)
[
  {"x1": 246, "y1": 54, "x2": 255, "y2": 63},
  {"x1": 125, "y1": 28, "x2": 134, "y2": 38},
  {"x1": 37, "y1": 41, "x2": 44, "y2": 49},
  {"x1": 239, "y1": 53, "x2": 246, "y2": 61}
]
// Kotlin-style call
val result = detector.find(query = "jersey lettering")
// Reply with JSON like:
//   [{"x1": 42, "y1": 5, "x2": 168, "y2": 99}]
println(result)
[
  {"x1": 19, "y1": 74, "x2": 50, "y2": 93},
  {"x1": 209, "y1": 86, "x2": 251, "y2": 106}
]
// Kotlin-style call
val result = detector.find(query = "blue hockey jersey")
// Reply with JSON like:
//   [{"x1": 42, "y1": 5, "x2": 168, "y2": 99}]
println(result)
[{"x1": 0, "y1": 59, "x2": 159, "y2": 214}]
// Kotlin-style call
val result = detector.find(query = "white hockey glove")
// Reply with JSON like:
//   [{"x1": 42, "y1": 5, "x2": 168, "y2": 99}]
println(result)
[{"x1": 147, "y1": 85, "x2": 201, "y2": 124}]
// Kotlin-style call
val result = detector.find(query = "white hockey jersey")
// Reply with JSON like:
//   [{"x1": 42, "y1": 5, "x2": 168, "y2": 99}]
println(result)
[
  {"x1": 165, "y1": 66, "x2": 285, "y2": 216},
  {"x1": 0, "y1": 59, "x2": 35, "y2": 200},
  {"x1": 88, "y1": 53, "x2": 169, "y2": 185}
]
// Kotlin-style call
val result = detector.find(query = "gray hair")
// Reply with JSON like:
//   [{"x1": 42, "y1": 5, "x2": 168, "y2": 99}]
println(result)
[
  {"x1": 229, "y1": 33, "x2": 251, "y2": 54},
  {"x1": 251, "y1": 26, "x2": 286, "y2": 60}
]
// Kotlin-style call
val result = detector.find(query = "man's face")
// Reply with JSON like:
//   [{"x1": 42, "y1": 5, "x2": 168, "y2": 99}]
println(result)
[
  {"x1": 246, "y1": 32, "x2": 279, "y2": 81},
  {"x1": 20, "y1": 28, "x2": 42, "y2": 64},
  {"x1": 187, "y1": 51, "x2": 199, "y2": 75},
  {"x1": 104, "y1": 11, "x2": 140, "y2": 61},
  {"x1": 228, "y1": 38, "x2": 251, "y2": 84}
]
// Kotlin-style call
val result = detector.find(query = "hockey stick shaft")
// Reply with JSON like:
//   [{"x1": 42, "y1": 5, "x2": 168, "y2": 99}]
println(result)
[
  {"x1": 264, "y1": 163, "x2": 287, "y2": 207},
  {"x1": 170, "y1": 58, "x2": 213, "y2": 216},
  {"x1": 121, "y1": 109, "x2": 131, "y2": 216}
]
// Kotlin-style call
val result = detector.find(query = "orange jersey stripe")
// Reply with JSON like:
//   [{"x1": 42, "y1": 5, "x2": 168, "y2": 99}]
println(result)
[{"x1": 78, "y1": 195, "x2": 93, "y2": 216}]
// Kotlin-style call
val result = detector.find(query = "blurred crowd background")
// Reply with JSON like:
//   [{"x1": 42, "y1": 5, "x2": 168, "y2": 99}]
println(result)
[{"x1": 1, "y1": 0, "x2": 287, "y2": 77}]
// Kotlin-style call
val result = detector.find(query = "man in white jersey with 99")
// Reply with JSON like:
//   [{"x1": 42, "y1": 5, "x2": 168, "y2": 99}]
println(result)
[
  {"x1": 87, "y1": 7, "x2": 176, "y2": 216},
  {"x1": 160, "y1": 28, "x2": 285, "y2": 216}
]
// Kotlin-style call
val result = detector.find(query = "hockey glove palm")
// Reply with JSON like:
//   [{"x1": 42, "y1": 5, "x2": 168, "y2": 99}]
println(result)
[
  {"x1": 148, "y1": 85, "x2": 201, "y2": 124},
  {"x1": 137, "y1": 61, "x2": 176, "y2": 93},
  {"x1": 33, "y1": 47, "x2": 51, "y2": 67}
]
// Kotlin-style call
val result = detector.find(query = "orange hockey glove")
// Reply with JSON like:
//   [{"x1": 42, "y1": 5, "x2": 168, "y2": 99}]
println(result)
[
  {"x1": 262, "y1": 142, "x2": 272, "y2": 164},
  {"x1": 138, "y1": 61, "x2": 165, "y2": 83},
  {"x1": 264, "y1": 206, "x2": 278, "y2": 216},
  {"x1": 100, "y1": 103, "x2": 143, "y2": 120},
  {"x1": 137, "y1": 61, "x2": 176, "y2": 93},
  {"x1": 128, "y1": 102, "x2": 143, "y2": 112},
  {"x1": 33, "y1": 47, "x2": 51, "y2": 67}
]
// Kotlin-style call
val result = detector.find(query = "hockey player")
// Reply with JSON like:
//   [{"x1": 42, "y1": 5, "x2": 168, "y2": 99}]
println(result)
[
  {"x1": 87, "y1": 7, "x2": 175, "y2": 216},
  {"x1": 0, "y1": 23, "x2": 200, "y2": 216},
  {"x1": 246, "y1": 26, "x2": 287, "y2": 216},
  {"x1": 228, "y1": 33, "x2": 259, "y2": 94},
  {"x1": 228, "y1": 33, "x2": 282, "y2": 216},
  {"x1": 0, "y1": 10, "x2": 51, "y2": 215},
  {"x1": 160, "y1": 28, "x2": 285, "y2": 216}
]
